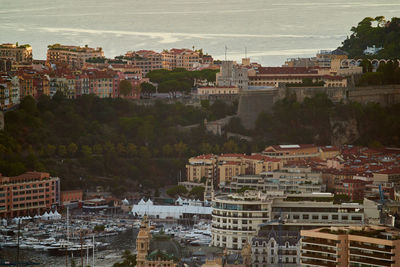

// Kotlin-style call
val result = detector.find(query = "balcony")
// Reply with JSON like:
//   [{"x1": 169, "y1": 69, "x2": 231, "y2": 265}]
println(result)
[
  {"x1": 349, "y1": 242, "x2": 392, "y2": 253},
  {"x1": 302, "y1": 244, "x2": 337, "y2": 255},
  {"x1": 211, "y1": 225, "x2": 255, "y2": 233},
  {"x1": 302, "y1": 238, "x2": 338, "y2": 248},
  {"x1": 350, "y1": 248, "x2": 393, "y2": 261},
  {"x1": 349, "y1": 256, "x2": 393, "y2": 267},
  {"x1": 300, "y1": 259, "x2": 336, "y2": 267},
  {"x1": 302, "y1": 252, "x2": 337, "y2": 262}
]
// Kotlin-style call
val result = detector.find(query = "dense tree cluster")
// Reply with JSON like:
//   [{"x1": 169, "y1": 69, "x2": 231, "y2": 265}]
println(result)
[
  {"x1": 254, "y1": 93, "x2": 400, "y2": 147},
  {"x1": 358, "y1": 60, "x2": 400, "y2": 86},
  {"x1": 145, "y1": 68, "x2": 219, "y2": 97},
  {"x1": 340, "y1": 16, "x2": 400, "y2": 58},
  {"x1": 0, "y1": 94, "x2": 243, "y2": 194}
]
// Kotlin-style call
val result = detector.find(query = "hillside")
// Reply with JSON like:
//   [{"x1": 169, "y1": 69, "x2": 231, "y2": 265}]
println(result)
[
  {"x1": 0, "y1": 94, "x2": 241, "y2": 195},
  {"x1": 340, "y1": 16, "x2": 400, "y2": 58}
]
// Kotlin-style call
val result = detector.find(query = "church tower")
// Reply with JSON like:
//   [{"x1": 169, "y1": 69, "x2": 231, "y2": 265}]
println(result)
[{"x1": 136, "y1": 215, "x2": 151, "y2": 267}]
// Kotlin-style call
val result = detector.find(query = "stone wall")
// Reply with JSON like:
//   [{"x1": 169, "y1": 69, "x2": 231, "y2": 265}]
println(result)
[
  {"x1": 348, "y1": 85, "x2": 400, "y2": 106},
  {"x1": 237, "y1": 85, "x2": 400, "y2": 130},
  {"x1": 237, "y1": 89, "x2": 278, "y2": 129}
]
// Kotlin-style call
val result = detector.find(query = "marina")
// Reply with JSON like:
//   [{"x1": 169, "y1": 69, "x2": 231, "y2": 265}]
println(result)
[{"x1": 0, "y1": 213, "x2": 214, "y2": 266}]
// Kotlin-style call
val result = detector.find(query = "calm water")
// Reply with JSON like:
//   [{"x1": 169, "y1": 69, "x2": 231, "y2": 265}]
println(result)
[{"x1": 1, "y1": 0, "x2": 399, "y2": 65}]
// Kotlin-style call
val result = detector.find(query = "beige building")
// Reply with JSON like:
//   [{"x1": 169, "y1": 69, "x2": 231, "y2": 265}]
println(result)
[
  {"x1": 248, "y1": 66, "x2": 348, "y2": 88},
  {"x1": 161, "y1": 48, "x2": 200, "y2": 70},
  {"x1": 300, "y1": 225, "x2": 400, "y2": 267},
  {"x1": 263, "y1": 144, "x2": 320, "y2": 161},
  {"x1": 197, "y1": 86, "x2": 239, "y2": 96},
  {"x1": 124, "y1": 50, "x2": 162, "y2": 75},
  {"x1": 373, "y1": 169, "x2": 400, "y2": 184},
  {"x1": 316, "y1": 49, "x2": 348, "y2": 69},
  {"x1": 47, "y1": 44, "x2": 104, "y2": 69},
  {"x1": 218, "y1": 161, "x2": 244, "y2": 185},
  {"x1": 186, "y1": 154, "x2": 218, "y2": 183},
  {"x1": 186, "y1": 154, "x2": 282, "y2": 185},
  {"x1": 319, "y1": 146, "x2": 340, "y2": 160},
  {"x1": 0, "y1": 43, "x2": 32, "y2": 64}
]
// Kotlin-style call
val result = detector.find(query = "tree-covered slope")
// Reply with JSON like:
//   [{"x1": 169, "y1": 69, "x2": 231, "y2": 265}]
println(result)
[{"x1": 340, "y1": 16, "x2": 400, "y2": 58}]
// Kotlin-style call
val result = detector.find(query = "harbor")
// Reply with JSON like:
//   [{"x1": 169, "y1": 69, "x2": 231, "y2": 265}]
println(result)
[{"x1": 0, "y1": 212, "x2": 216, "y2": 266}]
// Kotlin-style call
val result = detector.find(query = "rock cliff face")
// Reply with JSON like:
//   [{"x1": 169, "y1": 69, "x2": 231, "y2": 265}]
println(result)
[{"x1": 330, "y1": 117, "x2": 360, "y2": 146}]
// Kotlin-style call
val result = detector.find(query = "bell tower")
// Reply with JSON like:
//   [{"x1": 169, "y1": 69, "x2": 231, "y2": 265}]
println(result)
[{"x1": 136, "y1": 215, "x2": 151, "y2": 267}]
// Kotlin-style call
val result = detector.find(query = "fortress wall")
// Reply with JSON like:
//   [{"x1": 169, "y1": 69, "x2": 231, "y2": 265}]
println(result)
[{"x1": 237, "y1": 89, "x2": 278, "y2": 129}]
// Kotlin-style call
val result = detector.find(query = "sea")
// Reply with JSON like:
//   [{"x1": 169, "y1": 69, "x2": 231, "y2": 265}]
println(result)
[{"x1": 1, "y1": 0, "x2": 400, "y2": 66}]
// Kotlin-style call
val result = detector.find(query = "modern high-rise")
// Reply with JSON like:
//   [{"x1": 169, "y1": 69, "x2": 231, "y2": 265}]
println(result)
[{"x1": 300, "y1": 225, "x2": 400, "y2": 267}]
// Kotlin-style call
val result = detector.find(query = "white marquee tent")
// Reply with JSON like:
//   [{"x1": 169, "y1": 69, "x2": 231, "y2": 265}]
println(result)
[{"x1": 131, "y1": 198, "x2": 211, "y2": 219}]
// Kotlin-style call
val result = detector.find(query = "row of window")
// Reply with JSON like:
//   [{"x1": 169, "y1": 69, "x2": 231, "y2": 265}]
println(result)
[{"x1": 13, "y1": 201, "x2": 46, "y2": 208}]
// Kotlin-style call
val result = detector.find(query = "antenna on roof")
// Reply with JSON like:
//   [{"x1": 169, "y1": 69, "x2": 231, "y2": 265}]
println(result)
[
  {"x1": 224, "y1": 45, "x2": 228, "y2": 61},
  {"x1": 245, "y1": 46, "x2": 247, "y2": 59}
]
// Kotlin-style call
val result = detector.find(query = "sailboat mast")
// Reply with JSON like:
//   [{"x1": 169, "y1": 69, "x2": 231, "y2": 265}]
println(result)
[{"x1": 92, "y1": 235, "x2": 95, "y2": 267}]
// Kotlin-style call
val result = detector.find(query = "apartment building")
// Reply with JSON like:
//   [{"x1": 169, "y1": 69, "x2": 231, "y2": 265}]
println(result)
[
  {"x1": 47, "y1": 44, "x2": 104, "y2": 69},
  {"x1": 186, "y1": 153, "x2": 282, "y2": 186},
  {"x1": 86, "y1": 69, "x2": 116, "y2": 98},
  {"x1": 300, "y1": 225, "x2": 400, "y2": 267},
  {"x1": 211, "y1": 191, "x2": 280, "y2": 250},
  {"x1": 0, "y1": 75, "x2": 20, "y2": 110},
  {"x1": 124, "y1": 50, "x2": 162, "y2": 76},
  {"x1": 271, "y1": 194, "x2": 376, "y2": 226},
  {"x1": 211, "y1": 191, "x2": 380, "y2": 250},
  {"x1": 17, "y1": 71, "x2": 51, "y2": 99},
  {"x1": 186, "y1": 154, "x2": 218, "y2": 183},
  {"x1": 0, "y1": 43, "x2": 33, "y2": 64},
  {"x1": 226, "y1": 167, "x2": 324, "y2": 194},
  {"x1": 161, "y1": 48, "x2": 200, "y2": 70},
  {"x1": 0, "y1": 172, "x2": 60, "y2": 218}
]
